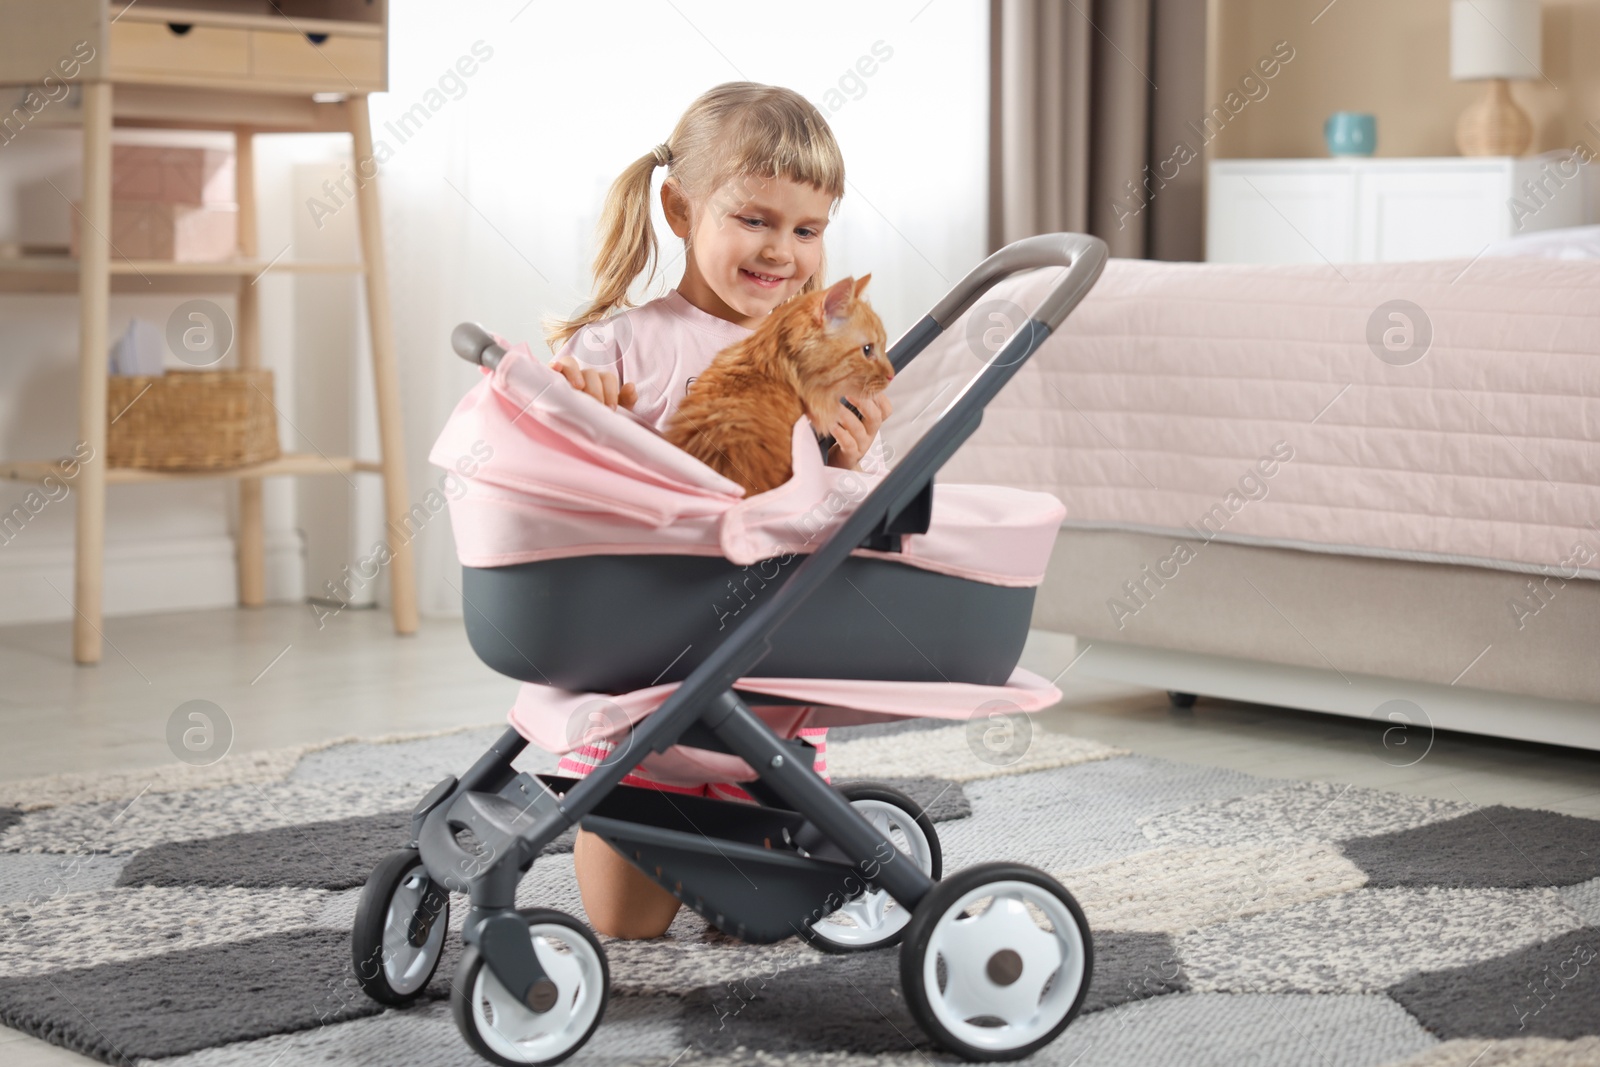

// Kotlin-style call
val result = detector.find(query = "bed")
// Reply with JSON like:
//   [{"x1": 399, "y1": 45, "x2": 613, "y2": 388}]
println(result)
[{"x1": 884, "y1": 235, "x2": 1600, "y2": 751}]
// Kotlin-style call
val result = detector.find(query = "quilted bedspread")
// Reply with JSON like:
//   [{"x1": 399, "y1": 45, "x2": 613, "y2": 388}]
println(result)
[{"x1": 884, "y1": 255, "x2": 1600, "y2": 580}]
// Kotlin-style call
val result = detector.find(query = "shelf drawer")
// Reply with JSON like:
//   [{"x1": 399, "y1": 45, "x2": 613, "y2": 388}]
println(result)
[
  {"x1": 108, "y1": 21, "x2": 250, "y2": 80},
  {"x1": 251, "y1": 30, "x2": 383, "y2": 90}
]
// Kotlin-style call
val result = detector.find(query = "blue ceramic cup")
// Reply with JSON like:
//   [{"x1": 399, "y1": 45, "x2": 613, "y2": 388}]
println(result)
[{"x1": 1325, "y1": 112, "x2": 1376, "y2": 156}]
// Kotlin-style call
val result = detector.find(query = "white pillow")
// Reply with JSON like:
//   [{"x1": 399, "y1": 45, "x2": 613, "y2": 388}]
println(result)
[{"x1": 1481, "y1": 224, "x2": 1600, "y2": 261}]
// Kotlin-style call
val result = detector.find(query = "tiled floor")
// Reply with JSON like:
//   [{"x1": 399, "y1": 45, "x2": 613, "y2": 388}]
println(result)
[{"x1": 2, "y1": 606, "x2": 1597, "y2": 1064}]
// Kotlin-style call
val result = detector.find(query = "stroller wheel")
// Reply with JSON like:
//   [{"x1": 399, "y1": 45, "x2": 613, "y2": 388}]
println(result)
[
  {"x1": 900, "y1": 862, "x2": 1092, "y2": 1061},
  {"x1": 453, "y1": 908, "x2": 609, "y2": 1067},
  {"x1": 352, "y1": 848, "x2": 450, "y2": 1005},
  {"x1": 800, "y1": 782, "x2": 942, "y2": 954}
]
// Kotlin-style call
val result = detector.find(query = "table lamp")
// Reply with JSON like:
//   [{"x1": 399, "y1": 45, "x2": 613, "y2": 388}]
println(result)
[{"x1": 1451, "y1": 0, "x2": 1543, "y2": 156}]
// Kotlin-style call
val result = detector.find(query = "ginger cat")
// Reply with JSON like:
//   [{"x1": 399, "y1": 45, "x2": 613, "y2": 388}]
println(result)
[{"x1": 666, "y1": 275, "x2": 893, "y2": 496}]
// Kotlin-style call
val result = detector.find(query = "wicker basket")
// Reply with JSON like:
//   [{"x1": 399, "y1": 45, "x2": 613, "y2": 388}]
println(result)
[{"x1": 106, "y1": 369, "x2": 280, "y2": 470}]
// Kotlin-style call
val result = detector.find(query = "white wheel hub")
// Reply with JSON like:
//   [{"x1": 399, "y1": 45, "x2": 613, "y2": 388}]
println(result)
[
  {"x1": 809, "y1": 798, "x2": 933, "y2": 947},
  {"x1": 381, "y1": 866, "x2": 446, "y2": 996},
  {"x1": 921, "y1": 880, "x2": 1086, "y2": 1053},
  {"x1": 470, "y1": 923, "x2": 605, "y2": 1064}
]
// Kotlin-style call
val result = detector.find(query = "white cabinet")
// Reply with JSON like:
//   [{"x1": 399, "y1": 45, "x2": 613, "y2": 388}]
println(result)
[
  {"x1": 1206, "y1": 157, "x2": 1586, "y2": 264},
  {"x1": 1208, "y1": 167, "x2": 1356, "y2": 264}
]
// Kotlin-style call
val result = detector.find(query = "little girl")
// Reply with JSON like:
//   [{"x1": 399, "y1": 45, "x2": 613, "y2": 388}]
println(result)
[{"x1": 541, "y1": 82, "x2": 892, "y2": 940}]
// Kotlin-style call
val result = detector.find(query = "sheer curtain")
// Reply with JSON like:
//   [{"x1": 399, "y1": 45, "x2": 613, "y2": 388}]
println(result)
[{"x1": 345, "y1": 0, "x2": 990, "y2": 616}]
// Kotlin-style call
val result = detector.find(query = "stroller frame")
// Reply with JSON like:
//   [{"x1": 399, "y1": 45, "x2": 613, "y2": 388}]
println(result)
[{"x1": 366, "y1": 233, "x2": 1108, "y2": 1064}]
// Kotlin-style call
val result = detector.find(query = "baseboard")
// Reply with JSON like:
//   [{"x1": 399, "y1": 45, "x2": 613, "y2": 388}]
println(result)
[
  {"x1": 0, "y1": 531, "x2": 305, "y2": 624},
  {"x1": 1071, "y1": 637, "x2": 1600, "y2": 753}
]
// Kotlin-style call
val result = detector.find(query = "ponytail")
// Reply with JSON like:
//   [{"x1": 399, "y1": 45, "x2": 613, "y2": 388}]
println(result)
[{"x1": 543, "y1": 149, "x2": 665, "y2": 351}]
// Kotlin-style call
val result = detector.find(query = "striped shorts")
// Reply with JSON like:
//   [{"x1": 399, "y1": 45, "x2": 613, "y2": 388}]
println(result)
[{"x1": 555, "y1": 726, "x2": 830, "y2": 803}]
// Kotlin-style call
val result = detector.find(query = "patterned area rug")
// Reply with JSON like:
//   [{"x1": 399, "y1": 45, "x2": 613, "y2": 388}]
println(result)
[{"x1": 1, "y1": 719, "x2": 1598, "y2": 1067}]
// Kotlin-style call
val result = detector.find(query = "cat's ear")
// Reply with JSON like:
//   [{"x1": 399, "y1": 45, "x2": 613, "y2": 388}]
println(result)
[
  {"x1": 852, "y1": 274, "x2": 872, "y2": 298},
  {"x1": 819, "y1": 277, "x2": 855, "y2": 328}
]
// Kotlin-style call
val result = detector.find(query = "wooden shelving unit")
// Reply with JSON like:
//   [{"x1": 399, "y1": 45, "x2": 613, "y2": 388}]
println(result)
[{"x1": 0, "y1": 0, "x2": 418, "y2": 663}]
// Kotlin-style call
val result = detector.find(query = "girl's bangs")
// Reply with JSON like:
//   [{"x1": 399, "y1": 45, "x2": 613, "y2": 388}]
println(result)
[{"x1": 710, "y1": 113, "x2": 844, "y2": 208}]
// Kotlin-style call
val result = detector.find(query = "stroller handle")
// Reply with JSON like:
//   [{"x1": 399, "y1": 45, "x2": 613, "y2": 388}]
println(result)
[
  {"x1": 452, "y1": 321, "x2": 505, "y2": 370},
  {"x1": 928, "y1": 231, "x2": 1108, "y2": 332},
  {"x1": 888, "y1": 231, "x2": 1108, "y2": 374}
]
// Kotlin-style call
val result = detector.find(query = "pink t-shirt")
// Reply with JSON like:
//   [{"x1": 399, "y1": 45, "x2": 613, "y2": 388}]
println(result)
[{"x1": 553, "y1": 289, "x2": 751, "y2": 432}]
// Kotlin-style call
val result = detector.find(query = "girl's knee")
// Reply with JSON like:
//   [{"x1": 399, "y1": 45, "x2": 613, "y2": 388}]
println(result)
[{"x1": 573, "y1": 829, "x2": 681, "y2": 939}]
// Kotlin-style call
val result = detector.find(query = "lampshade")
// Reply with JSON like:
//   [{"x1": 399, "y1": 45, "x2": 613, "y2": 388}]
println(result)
[{"x1": 1451, "y1": 0, "x2": 1543, "y2": 81}]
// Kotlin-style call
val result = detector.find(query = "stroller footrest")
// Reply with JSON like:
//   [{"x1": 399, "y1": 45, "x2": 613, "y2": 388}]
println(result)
[{"x1": 582, "y1": 813, "x2": 868, "y2": 943}]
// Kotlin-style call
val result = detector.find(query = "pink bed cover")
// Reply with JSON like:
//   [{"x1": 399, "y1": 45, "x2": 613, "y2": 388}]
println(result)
[{"x1": 887, "y1": 256, "x2": 1600, "y2": 580}]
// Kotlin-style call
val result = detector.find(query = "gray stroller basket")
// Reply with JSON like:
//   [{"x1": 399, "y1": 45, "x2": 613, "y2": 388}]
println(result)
[{"x1": 351, "y1": 234, "x2": 1108, "y2": 1066}]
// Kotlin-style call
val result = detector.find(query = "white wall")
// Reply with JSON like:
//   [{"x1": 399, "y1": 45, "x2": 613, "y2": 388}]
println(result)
[{"x1": 0, "y1": 0, "x2": 990, "y2": 624}]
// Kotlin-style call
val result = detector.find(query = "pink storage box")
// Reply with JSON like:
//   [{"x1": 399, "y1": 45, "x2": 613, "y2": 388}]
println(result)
[
  {"x1": 110, "y1": 145, "x2": 236, "y2": 205},
  {"x1": 72, "y1": 200, "x2": 239, "y2": 261},
  {"x1": 69, "y1": 144, "x2": 240, "y2": 261}
]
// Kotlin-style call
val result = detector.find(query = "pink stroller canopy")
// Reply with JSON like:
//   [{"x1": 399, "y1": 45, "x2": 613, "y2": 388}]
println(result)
[
  {"x1": 431, "y1": 333, "x2": 1077, "y2": 776},
  {"x1": 429, "y1": 341, "x2": 1067, "y2": 588}
]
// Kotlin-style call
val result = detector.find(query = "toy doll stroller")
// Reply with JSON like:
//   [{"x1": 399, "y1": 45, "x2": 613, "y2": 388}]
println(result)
[{"x1": 351, "y1": 233, "x2": 1108, "y2": 1065}]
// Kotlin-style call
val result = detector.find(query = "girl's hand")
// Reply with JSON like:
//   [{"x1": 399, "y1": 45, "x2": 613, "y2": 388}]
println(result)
[
  {"x1": 826, "y1": 393, "x2": 892, "y2": 471},
  {"x1": 549, "y1": 356, "x2": 637, "y2": 410}
]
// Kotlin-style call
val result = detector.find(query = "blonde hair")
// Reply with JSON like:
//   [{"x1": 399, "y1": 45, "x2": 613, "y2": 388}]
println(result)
[{"x1": 544, "y1": 82, "x2": 845, "y2": 352}]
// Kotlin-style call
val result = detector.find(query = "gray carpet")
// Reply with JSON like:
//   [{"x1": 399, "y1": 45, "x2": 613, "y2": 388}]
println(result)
[{"x1": 0, "y1": 720, "x2": 1596, "y2": 1066}]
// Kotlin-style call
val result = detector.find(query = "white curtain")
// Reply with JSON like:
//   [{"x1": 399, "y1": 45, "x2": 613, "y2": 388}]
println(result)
[{"x1": 358, "y1": 0, "x2": 989, "y2": 616}]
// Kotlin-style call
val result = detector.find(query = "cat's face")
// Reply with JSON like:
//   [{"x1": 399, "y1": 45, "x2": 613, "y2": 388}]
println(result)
[{"x1": 789, "y1": 274, "x2": 893, "y2": 424}]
